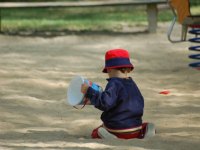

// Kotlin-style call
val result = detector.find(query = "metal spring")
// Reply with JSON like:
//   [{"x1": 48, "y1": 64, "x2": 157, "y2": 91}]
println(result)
[{"x1": 188, "y1": 29, "x2": 200, "y2": 70}]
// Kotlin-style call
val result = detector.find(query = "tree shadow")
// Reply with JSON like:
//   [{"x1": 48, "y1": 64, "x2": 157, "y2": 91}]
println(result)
[{"x1": 0, "y1": 29, "x2": 149, "y2": 38}]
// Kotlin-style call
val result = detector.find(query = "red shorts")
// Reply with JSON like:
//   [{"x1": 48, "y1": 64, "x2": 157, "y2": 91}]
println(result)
[{"x1": 91, "y1": 123, "x2": 148, "y2": 139}]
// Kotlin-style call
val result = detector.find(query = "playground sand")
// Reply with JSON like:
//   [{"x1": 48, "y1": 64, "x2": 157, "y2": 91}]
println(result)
[{"x1": 0, "y1": 23, "x2": 200, "y2": 150}]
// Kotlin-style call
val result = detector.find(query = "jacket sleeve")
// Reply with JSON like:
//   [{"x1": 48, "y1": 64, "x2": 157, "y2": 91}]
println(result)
[{"x1": 85, "y1": 81, "x2": 121, "y2": 111}]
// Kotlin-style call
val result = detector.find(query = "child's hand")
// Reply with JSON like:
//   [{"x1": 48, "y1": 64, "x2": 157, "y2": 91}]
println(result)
[
  {"x1": 81, "y1": 83, "x2": 89, "y2": 94},
  {"x1": 81, "y1": 84, "x2": 91, "y2": 105},
  {"x1": 83, "y1": 98, "x2": 91, "y2": 105}
]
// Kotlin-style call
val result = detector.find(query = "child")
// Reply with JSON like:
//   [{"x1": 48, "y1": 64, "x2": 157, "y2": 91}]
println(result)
[{"x1": 81, "y1": 48, "x2": 155, "y2": 139}]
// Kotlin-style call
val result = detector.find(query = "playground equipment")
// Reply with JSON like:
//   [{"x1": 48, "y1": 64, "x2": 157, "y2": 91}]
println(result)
[
  {"x1": 167, "y1": 0, "x2": 200, "y2": 70},
  {"x1": 167, "y1": 0, "x2": 200, "y2": 42},
  {"x1": 188, "y1": 29, "x2": 200, "y2": 69}
]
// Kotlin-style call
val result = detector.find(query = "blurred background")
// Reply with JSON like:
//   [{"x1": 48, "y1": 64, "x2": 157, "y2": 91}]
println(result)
[
  {"x1": 0, "y1": 0, "x2": 199, "y2": 35},
  {"x1": 0, "y1": 0, "x2": 172, "y2": 35}
]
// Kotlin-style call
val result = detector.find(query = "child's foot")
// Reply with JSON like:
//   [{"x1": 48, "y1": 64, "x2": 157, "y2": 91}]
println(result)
[
  {"x1": 98, "y1": 127, "x2": 117, "y2": 139},
  {"x1": 144, "y1": 123, "x2": 156, "y2": 139}
]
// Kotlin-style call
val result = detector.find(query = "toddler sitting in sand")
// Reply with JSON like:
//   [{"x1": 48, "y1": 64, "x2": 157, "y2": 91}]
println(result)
[{"x1": 81, "y1": 48, "x2": 155, "y2": 139}]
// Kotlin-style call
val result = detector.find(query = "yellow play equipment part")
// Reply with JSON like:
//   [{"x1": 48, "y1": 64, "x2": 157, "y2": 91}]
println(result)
[{"x1": 167, "y1": 0, "x2": 200, "y2": 42}]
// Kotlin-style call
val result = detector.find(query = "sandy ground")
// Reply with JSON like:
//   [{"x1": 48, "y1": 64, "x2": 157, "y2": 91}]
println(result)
[{"x1": 0, "y1": 23, "x2": 200, "y2": 150}]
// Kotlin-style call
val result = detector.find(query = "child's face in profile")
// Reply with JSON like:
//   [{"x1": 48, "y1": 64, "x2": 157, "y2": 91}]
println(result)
[
  {"x1": 107, "y1": 68, "x2": 121, "y2": 78},
  {"x1": 107, "y1": 68, "x2": 129, "y2": 78},
  {"x1": 107, "y1": 68, "x2": 113, "y2": 78}
]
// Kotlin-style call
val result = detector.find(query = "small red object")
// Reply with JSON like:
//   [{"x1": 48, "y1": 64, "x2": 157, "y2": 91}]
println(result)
[
  {"x1": 159, "y1": 90, "x2": 170, "y2": 95},
  {"x1": 196, "y1": 67, "x2": 200, "y2": 70}
]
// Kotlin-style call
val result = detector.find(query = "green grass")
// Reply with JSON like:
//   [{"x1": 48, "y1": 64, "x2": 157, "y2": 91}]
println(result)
[{"x1": 0, "y1": 6, "x2": 174, "y2": 33}]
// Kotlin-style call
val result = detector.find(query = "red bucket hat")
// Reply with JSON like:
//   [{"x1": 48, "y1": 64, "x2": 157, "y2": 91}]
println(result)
[{"x1": 102, "y1": 48, "x2": 134, "y2": 73}]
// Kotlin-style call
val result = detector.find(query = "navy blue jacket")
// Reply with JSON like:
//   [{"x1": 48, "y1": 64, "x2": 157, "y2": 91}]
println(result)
[{"x1": 85, "y1": 77, "x2": 144, "y2": 129}]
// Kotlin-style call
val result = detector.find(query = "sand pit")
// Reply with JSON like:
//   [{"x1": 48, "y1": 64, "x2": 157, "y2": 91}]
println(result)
[{"x1": 0, "y1": 23, "x2": 200, "y2": 150}]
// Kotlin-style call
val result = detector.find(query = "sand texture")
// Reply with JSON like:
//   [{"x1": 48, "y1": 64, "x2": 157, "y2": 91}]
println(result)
[{"x1": 0, "y1": 23, "x2": 200, "y2": 150}]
